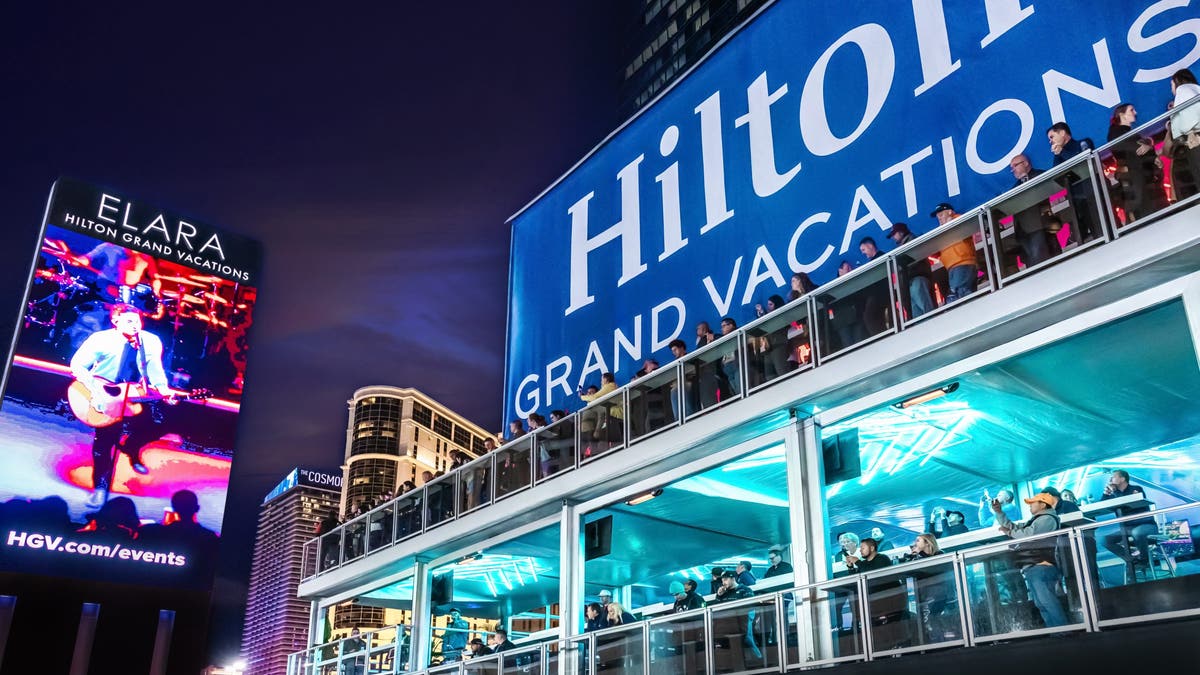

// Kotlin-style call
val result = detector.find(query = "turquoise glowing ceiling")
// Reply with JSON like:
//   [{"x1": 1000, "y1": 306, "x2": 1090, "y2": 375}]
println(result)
[{"x1": 824, "y1": 300, "x2": 1200, "y2": 528}]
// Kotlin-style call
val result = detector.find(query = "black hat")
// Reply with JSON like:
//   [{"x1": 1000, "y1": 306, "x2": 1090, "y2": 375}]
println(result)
[
  {"x1": 930, "y1": 202, "x2": 954, "y2": 217},
  {"x1": 887, "y1": 222, "x2": 911, "y2": 239},
  {"x1": 721, "y1": 570, "x2": 737, "y2": 579}
]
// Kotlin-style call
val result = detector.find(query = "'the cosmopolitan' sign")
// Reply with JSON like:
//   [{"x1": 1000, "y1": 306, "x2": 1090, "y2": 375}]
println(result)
[{"x1": 504, "y1": 0, "x2": 1200, "y2": 420}]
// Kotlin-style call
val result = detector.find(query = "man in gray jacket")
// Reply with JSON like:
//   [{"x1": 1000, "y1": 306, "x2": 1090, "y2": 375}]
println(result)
[{"x1": 992, "y1": 492, "x2": 1069, "y2": 628}]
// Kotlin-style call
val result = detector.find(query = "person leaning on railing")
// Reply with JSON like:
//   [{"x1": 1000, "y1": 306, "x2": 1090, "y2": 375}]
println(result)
[
  {"x1": 992, "y1": 492, "x2": 1070, "y2": 629},
  {"x1": 1107, "y1": 103, "x2": 1167, "y2": 222},
  {"x1": 1169, "y1": 68, "x2": 1200, "y2": 199}
]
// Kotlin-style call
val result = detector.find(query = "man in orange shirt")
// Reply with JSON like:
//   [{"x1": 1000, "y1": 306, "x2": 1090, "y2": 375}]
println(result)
[{"x1": 930, "y1": 203, "x2": 979, "y2": 303}]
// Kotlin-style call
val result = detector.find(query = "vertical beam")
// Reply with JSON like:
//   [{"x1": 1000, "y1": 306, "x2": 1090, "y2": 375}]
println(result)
[
  {"x1": 1181, "y1": 273, "x2": 1200, "y2": 367},
  {"x1": 410, "y1": 557, "x2": 433, "y2": 669},
  {"x1": 559, "y1": 500, "x2": 583, "y2": 638},
  {"x1": 68, "y1": 602, "x2": 100, "y2": 675},
  {"x1": 783, "y1": 416, "x2": 809, "y2": 586},
  {"x1": 148, "y1": 609, "x2": 175, "y2": 675},
  {"x1": 800, "y1": 419, "x2": 830, "y2": 582},
  {"x1": 0, "y1": 595, "x2": 15, "y2": 670}
]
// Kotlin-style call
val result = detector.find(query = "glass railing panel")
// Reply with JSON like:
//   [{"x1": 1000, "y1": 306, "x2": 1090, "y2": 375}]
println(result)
[
  {"x1": 429, "y1": 664, "x2": 464, "y2": 675},
  {"x1": 627, "y1": 367, "x2": 680, "y2": 442},
  {"x1": 534, "y1": 416, "x2": 577, "y2": 483},
  {"x1": 464, "y1": 655, "x2": 501, "y2": 675},
  {"x1": 960, "y1": 531, "x2": 1087, "y2": 642},
  {"x1": 425, "y1": 476, "x2": 457, "y2": 529},
  {"x1": 892, "y1": 212, "x2": 992, "y2": 327},
  {"x1": 366, "y1": 503, "x2": 395, "y2": 554},
  {"x1": 681, "y1": 333, "x2": 743, "y2": 420},
  {"x1": 861, "y1": 556, "x2": 963, "y2": 656},
  {"x1": 343, "y1": 514, "x2": 368, "y2": 563},
  {"x1": 495, "y1": 436, "x2": 534, "y2": 499},
  {"x1": 987, "y1": 153, "x2": 1107, "y2": 282},
  {"x1": 554, "y1": 638, "x2": 590, "y2": 675},
  {"x1": 648, "y1": 609, "x2": 707, "y2": 675},
  {"x1": 318, "y1": 529, "x2": 342, "y2": 572},
  {"x1": 1076, "y1": 503, "x2": 1200, "y2": 626},
  {"x1": 744, "y1": 298, "x2": 814, "y2": 392},
  {"x1": 783, "y1": 579, "x2": 866, "y2": 668},
  {"x1": 1097, "y1": 94, "x2": 1200, "y2": 232},
  {"x1": 710, "y1": 595, "x2": 780, "y2": 674},
  {"x1": 394, "y1": 491, "x2": 424, "y2": 542},
  {"x1": 302, "y1": 538, "x2": 317, "y2": 579},
  {"x1": 577, "y1": 389, "x2": 626, "y2": 462},
  {"x1": 500, "y1": 646, "x2": 543, "y2": 675},
  {"x1": 813, "y1": 258, "x2": 894, "y2": 360},
  {"x1": 593, "y1": 623, "x2": 645, "y2": 675},
  {"x1": 458, "y1": 456, "x2": 491, "y2": 515}
]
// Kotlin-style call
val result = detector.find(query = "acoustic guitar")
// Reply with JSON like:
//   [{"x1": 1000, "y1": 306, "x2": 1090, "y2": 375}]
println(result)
[{"x1": 67, "y1": 377, "x2": 211, "y2": 428}]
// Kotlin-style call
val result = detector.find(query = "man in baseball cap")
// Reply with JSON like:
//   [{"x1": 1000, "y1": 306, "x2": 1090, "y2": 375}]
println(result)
[
  {"x1": 670, "y1": 580, "x2": 704, "y2": 612},
  {"x1": 992, "y1": 490, "x2": 1069, "y2": 628}
]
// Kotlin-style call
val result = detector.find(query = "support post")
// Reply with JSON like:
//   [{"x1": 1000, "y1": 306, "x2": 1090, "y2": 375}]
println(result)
[
  {"x1": 148, "y1": 609, "x2": 175, "y2": 675},
  {"x1": 0, "y1": 595, "x2": 15, "y2": 670},
  {"x1": 783, "y1": 416, "x2": 810, "y2": 586},
  {"x1": 68, "y1": 603, "x2": 100, "y2": 675},
  {"x1": 559, "y1": 500, "x2": 583, "y2": 638},
  {"x1": 411, "y1": 558, "x2": 434, "y2": 669}
]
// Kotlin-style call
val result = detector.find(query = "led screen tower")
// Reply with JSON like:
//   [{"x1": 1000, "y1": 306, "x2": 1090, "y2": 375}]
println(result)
[{"x1": 0, "y1": 178, "x2": 263, "y2": 674}]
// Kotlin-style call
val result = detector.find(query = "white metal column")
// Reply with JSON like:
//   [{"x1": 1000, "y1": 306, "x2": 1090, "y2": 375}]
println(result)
[
  {"x1": 559, "y1": 500, "x2": 583, "y2": 638},
  {"x1": 411, "y1": 557, "x2": 434, "y2": 669},
  {"x1": 783, "y1": 415, "x2": 810, "y2": 586},
  {"x1": 800, "y1": 419, "x2": 829, "y2": 581}
]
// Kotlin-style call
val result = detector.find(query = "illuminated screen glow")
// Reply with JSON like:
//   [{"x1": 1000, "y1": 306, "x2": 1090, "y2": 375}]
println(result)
[{"x1": 0, "y1": 179, "x2": 262, "y2": 590}]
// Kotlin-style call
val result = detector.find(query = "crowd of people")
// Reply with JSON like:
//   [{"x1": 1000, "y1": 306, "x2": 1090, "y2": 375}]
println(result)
[{"x1": 830, "y1": 469, "x2": 1155, "y2": 637}]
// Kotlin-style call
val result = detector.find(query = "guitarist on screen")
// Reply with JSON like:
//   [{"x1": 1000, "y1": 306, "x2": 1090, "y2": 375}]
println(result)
[{"x1": 69, "y1": 303, "x2": 176, "y2": 507}]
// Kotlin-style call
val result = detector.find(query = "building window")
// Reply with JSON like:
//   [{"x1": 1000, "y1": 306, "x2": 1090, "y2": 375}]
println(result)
[
  {"x1": 433, "y1": 414, "x2": 453, "y2": 440},
  {"x1": 412, "y1": 401, "x2": 433, "y2": 428}
]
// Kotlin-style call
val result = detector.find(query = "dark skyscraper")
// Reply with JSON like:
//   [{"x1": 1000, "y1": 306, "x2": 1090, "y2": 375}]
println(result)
[
  {"x1": 618, "y1": 0, "x2": 770, "y2": 118},
  {"x1": 241, "y1": 469, "x2": 341, "y2": 675}
]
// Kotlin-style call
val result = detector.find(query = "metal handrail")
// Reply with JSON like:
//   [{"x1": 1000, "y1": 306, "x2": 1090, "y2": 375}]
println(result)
[{"x1": 302, "y1": 101, "x2": 1200, "y2": 580}]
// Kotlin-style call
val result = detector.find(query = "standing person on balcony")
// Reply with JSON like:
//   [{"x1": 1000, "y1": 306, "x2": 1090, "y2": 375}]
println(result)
[
  {"x1": 978, "y1": 488, "x2": 1021, "y2": 527},
  {"x1": 584, "y1": 603, "x2": 608, "y2": 632},
  {"x1": 1107, "y1": 104, "x2": 1165, "y2": 223},
  {"x1": 930, "y1": 203, "x2": 980, "y2": 303},
  {"x1": 441, "y1": 608, "x2": 469, "y2": 662},
  {"x1": 992, "y1": 492, "x2": 1070, "y2": 628},
  {"x1": 1170, "y1": 68, "x2": 1200, "y2": 199},
  {"x1": 1047, "y1": 122, "x2": 1100, "y2": 243},
  {"x1": 1008, "y1": 154, "x2": 1055, "y2": 267},
  {"x1": 857, "y1": 236, "x2": 890, "y2": 336},
  {"x1": 717, "y1": 317, "x2": 740, "y2": 398},
  {"x1": 580, "y1": 372, "x2": 622, "y2": 449},
  {"x1": 888, "y1": 222, "x2": 936, "y2": 319}
]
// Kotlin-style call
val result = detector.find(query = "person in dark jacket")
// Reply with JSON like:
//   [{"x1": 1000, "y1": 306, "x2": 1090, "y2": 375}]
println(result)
[
  {"x1": 763, "y1": 547, "x2": 793, "y2": 578},
  {"x1": 1108, "y1": 103, "x2": 1166, "y2": 222},
  {"x1": 888, "y1": 222, "x2": 938, "y2": 318},
  {"x1": 709, "y1": 567, "x2": 725, "y2": 594},
  {"x1": 1007, "y1": 153, "x2": 1055, "y2": 267},
  {"x1": 670, "y1": 581, "x2": 704, "y2": 612},
  {"x1": 584, "y1": 603, "x2": 608, "y2": 632},
  {"x1": 714, "y1": 571, "x2": 762, "y2": 660},
  {"x1": 843, "y1": 538, "x2": 892, "y2": 574},
  {"x1": 489, "y1": 628, "x2": 516, "y2": 653},
  {"x1": 1047, "y1": 122, "x2": 1099, "y2": 242}
]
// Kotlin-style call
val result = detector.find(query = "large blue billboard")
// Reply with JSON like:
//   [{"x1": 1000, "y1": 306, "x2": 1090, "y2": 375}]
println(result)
[{"x1": 505, "y1": 0, "x2": 1200, "y2": 421}]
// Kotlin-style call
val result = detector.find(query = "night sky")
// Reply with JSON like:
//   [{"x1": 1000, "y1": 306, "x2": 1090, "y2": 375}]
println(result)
[{"x1": 1, "y1": 3, "x2": 624, "y2": 663}]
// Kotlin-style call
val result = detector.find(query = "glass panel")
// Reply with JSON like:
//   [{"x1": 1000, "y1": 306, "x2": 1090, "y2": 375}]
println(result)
[
  {"x1": 814, "y1": 259, "x2": 893, "y2": 359},
  {"x1": 681, "y1": 333, "x2": 742, "y2": 418},
  {"x1": 458, "y1": 457, "x2": 491, "y2": 513},
  {"x1": 711, "y1": 596, "x2": 779, "y2": 673},
  {"x1": 495, "y1": 437, "x2": 534, "y2": 498},
  {"x1": 366, "y1": 503, "x2": 394, "y2": 554},
  {"x1": 577, "y1": 390, "x2": 626, "y2": 461},
  {"x1": 1079, "y1": 503, "x2": 1200, "y2": 623},
  {"x1": 501, "y1": 646, "x2": 543, "y2": 675},
  {"x1": 319, "y1": 530, "x2": 342, "y2": 571},
  {"x1": 535, "y1": 415, "x2": 577, "y2": 482},
  {"x1": 744, "y1": 298, "x2": 813, "y2": 391},
  {"x1": 627, "y1": 368, "x2": 679, "y2": 441},
  {"x1": 892, "y1": 213, "x2": 991, "y2": 325},
  {"x1": 552, "y1": 639, "x2": 589, "y2": 675},
  {"x1": 426, "y1": 478, "x2": 456, "y2": 529},
  {"x1": 344, "y1": 515, "x2": 367, "y2": 563},
  {"x1": 594, "y1": 625, "x2": 644, "y2": 675},
  {"x1": 649, "y1": 611, "x2": 707, "y2": 675},
  {"x1": 302, "y1": 538, "x2": 316, "y2": 579},
  {"x1": 784, "y1": 581, "x2": 865, "y2": 666},
  {"x1": 464, "y1": 655, "x2": 501, "y2": 675},
  {"x1": 430, "y1": 664, "x2": 464, "y2": 675},
  {"x1": 988, "y1": 154, "x2": 1105, "y2": 280},
  {"x1": 1096, "y1": 104, "x2": 1182, "y2": 230},
  {"x1": 862, "y1": 558, "x2": 962, "y2": 653},
  {"x1": 961, "y1": 532, "x2": 1086, "y2": 639},
  {"x1": 394, "y1": 492, "x2": 424, "y2": 542}
]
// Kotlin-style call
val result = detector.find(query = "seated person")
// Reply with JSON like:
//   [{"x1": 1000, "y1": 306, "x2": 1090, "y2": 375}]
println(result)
[
  {"x1": 928, "y1": 507, "x2": 970, "y2": 537},
  {"x1": 671, "y1": 581, "x2": 705, "y2": 612},
  {"x1": 1100, "y1": 470, "x2": 1157, "y2": 570},
  {"x1": 764, "y1": 546, "x2": 793, "y2": 577},
  {"x1": 735, "y1": 560, "x2": 756, "y2": 586},
  {"x1": 944, "y1": 510, "x2": 969, "y2": 535},
  {"x1": 1040, "y1": 486, "x2": 1080, "y2": 514},
  {"x1": 490, "y1": 628, "x2": 516, "y2": 653},
  {"x1": 584, "y1": 602, "x2": 608, "y2": 632},
  {"x1": 844, "y1": 537, "x2": 892, "y2": 573},
  {"x1": 833, "y1": 532, "x2": 861, "y2": 565},
  {"x1": 465, "y1": 638, "x2": 492, "y2": 659}
]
